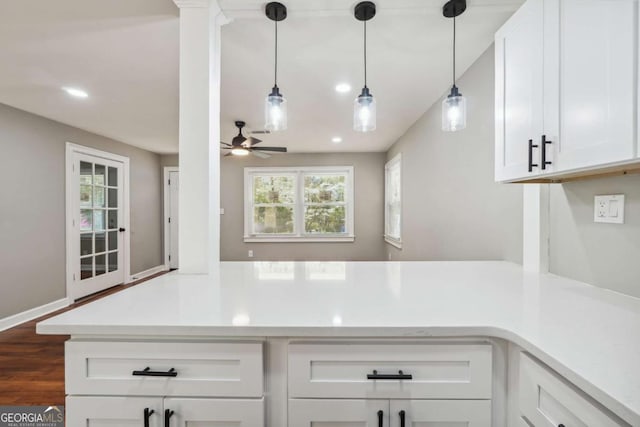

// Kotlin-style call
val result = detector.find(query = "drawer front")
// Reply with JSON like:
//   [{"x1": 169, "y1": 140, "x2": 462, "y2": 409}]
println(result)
[
  {"x1": 66, "y1": 396, "x2": 163, "y2": 427},
  {"x1": 519, "y1": 353, "x2": 629, "y2": 426},
  {"x1": 288, "y1": 343, "x2": 492, "y2": 399},
  {"x1": 66, "y1": 341, "x2": 263, "y2": 397}
]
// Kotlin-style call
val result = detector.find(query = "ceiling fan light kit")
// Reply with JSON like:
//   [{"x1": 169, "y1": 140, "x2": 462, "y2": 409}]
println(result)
[
  {"x1": 353, "y1": 1, "x2": 377, "y2": 133},
  {"x1": 442, "y1": 0, "x2": 468, "y2": 132},
  {"x1": 265, "y1": 2, "x2": 288, "y2": 132}
]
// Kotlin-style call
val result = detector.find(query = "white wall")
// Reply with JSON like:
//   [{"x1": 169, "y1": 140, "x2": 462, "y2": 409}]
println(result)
[
  {"x1": 549, "y1": 175, "x2": 640, "y2": 298},
  {"x1": 0, "y1": 103, "x2": 164, "y2": 318},
  {"x1": 385, "y1": 46, "x2": 523, "y2": 263},
  {"x1": 220, "y1": 152, "x2": 387, "y2": 261}
]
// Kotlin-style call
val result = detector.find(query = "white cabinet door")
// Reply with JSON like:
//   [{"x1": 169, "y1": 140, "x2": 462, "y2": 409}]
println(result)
[
  {"x1": 543, "y1": 0, "x2": 636, "y2": 172},
  {"x1": 519, "y1": 353, "x2": 629, "y2": 426},
  {"x1": 389, "y1": 400, "x2": 492, "y2": 427},
  {"x1": 66, "y1": 396, "x2": 162, "y2": 427},
  {"x1": 495, "y1": 0, "x2": 544, "y2": 182},
  {"x1": 289, "y1": 399, "x2": 389, "y2": 427},
  {"x1": 163, "y1": 398, "x2": 264, "y2": 427}
]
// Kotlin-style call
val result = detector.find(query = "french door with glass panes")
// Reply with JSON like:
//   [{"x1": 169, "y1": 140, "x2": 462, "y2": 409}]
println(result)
[{"x1": 71, "y1": 152, "x2": 126, "y2": 300}]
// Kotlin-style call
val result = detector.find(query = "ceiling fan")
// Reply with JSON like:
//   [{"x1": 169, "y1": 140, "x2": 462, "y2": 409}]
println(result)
[{"x1": 221, "y1": 121, "x2": 286, "y2": 158}]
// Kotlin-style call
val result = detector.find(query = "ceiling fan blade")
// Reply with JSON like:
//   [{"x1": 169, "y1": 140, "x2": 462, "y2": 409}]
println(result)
[
  {"x1": 250, "y1": 150, "x2": 271, "y2": 159},
  {"x1": 252, "y1": 146, "x2": 287, "y2": 152},
  {"x1": 221, "y1": 141, "x2": 232, "y2": 147},
  {"x1": 250, "y1": 130, "x2": 271, "y2": 135},
  {"x1": 224, "y1": 152, "x2": 233, "y2": 157},
  {"x1": 246, "y1": 136, "x2": 263, "y2": 146},
  {"x1": 220, "y1": 147, "x2": 232, "y2": 150}
]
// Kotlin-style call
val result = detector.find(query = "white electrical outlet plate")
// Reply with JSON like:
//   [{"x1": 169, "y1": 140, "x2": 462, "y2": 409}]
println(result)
[
  {"x1": 594, "y1": 194, "x2": 625, "y2": 224},
  {"x1": 248, "y1": 250, "x2": 254, "y2": 258}
]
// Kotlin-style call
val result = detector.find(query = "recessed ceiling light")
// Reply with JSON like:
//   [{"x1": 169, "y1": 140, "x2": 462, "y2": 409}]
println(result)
[
  {"x1": 332, "y1": 137, "x2": 343, "y2": 143},
  {"x1": 63, "y1": 87, "x2": 89, "y2": 98},
  {"x1": 335, "y1": 83, "x2": 352, "y2": 94}
]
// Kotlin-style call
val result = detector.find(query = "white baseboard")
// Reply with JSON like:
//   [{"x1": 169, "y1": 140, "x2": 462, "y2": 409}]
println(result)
[
  {"x1": 129, "y1": 264, "x2": 168, "y2": 282},
  {"x1": 0, "y1": 298, "x2": 70, "y2": 332}
]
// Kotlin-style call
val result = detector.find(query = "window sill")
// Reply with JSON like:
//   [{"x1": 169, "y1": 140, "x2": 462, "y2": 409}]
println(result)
[
  {"x1": 244, "y1": 235, "x2": 355, "y2": 243},
  {"x1": 384, "y1": 236, "x2": 403, "y2": 249}
]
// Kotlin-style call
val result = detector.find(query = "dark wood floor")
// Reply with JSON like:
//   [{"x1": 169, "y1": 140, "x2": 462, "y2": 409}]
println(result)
[{"x1": 0, "y1": 272, "x2": 167, "y2": 406}]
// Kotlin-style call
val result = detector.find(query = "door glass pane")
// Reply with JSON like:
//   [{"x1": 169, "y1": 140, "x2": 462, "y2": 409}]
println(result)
[
  {"x1": 80, "y1": 257, "x2": 93, "y2": 280},
  {"x1": 253, "y1": 206, "x2": 294, "y2": 234},
  {"x1": 108, "y1": 252, "x2": 118, "y2": 272},
  {"x1": 80, "y1": 210, "x2": 93, "y2": 231},
  {"x1": 108, "y1": 188, "x2": 118, "y2": 208},
  {"x1": 80, "y1": 162, "x2": 92, "y2": 185},
  {"x1": 80, "y1": 233, "x2": 93, "y2": 256},
  {"x1": 108, "y1": 210, "x2": 117, "y2": 230},
  {"x1": 80, "y1": 185, "x2": 92, "y2": 207},
  {"x1": 94, "y1": 164, "x2": 106, "y2": 186},
  {"x1": 95, "y1": 254, "x2": 106, "y2": 276},
  {"x1": 93, "y1": 186, "x2": 105, "y2": 208},
  {"x1": 108, "y1": 167, "x2": 117, "y2": 187},
  {"x1": 93, "y1": 210, "x2": 105, "y2": 231},
  {"x1": 95, "y1": 232, "x2": 106, "y2": 253},
  {"x1": 108, "y1": 231, "x2": 118, "y2": 251}
]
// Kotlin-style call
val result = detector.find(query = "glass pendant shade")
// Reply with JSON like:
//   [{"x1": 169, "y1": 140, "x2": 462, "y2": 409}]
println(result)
[
  {"x1": 353, "y1": 87, "x2": 376, "y2": 132},
  {"x1": 265, "y1": 86, "x2": 287, "y2": 131},
  {"x1": 442, "y1": 85, "x2": 466, "y2": 132}
]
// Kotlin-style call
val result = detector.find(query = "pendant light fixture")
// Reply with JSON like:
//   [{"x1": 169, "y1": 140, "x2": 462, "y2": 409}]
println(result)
[
  {"x1": 265, "y1": 2, "x2": 288, "y2": 131},
  {"x1": 442, "y1": 0, "x2": 467, "y2": 132},
  {"x1": 353, "y1": 1, "x2": 377, "y2": 132}
]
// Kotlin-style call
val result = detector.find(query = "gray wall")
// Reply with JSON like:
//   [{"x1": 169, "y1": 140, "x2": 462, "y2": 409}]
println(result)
[
  {"x1": 549, "y1": 175, "x2": 640, "y2": 297},
  {"x1": 385, "y1": 47, "x2": 523, "y2": 263},
  {"x1": 220, "y1": 153, "x2": 387, "y2": 261},
  {"x1": 0, "y1": 103, "x2": 164, "y2": 318}
]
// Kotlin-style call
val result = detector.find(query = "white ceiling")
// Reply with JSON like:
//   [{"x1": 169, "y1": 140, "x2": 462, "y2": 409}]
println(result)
[
  {"x1": 0, "y1": 0, "x2": 522, "y2": 154},
  {"x1": 0, "y1": 0, "x2": 180, "y2": 153}
]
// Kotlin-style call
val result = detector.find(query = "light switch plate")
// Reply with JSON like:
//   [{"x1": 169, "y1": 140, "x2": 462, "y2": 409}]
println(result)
[{"x1": 594, "y1": 194, "x2": 625, "y2": 224}]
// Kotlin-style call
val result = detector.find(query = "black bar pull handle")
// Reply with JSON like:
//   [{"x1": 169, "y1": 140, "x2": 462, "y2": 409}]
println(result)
[
  {"x1": 164, "y1": 409, "x2": 174, "y2": 427},
  {"x1": 143, "y1": 408, "x2": 155, "y2": 427},
  {"x1": 367, "y1": 370, "x2": 413, "y2": 380},
  {"x1": 132, "y1": 367, "x2": 178, "y2": 377},
  {"x1": 377, "y1": 410, "x2": 384, "y2": 427},
  {"x1": 528, "y1": 139, "x2": 539, "y2": 172},
  {"x1": 399, "y1": 410, "x2": 406, "y2": 427},
  {"x1": 541, "y1": 134, "x2": 552, "y2": 170}
]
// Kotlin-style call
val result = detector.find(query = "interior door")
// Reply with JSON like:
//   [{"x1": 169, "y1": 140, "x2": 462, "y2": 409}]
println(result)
[
  {"x1": 494, "y1": 0, "x2": 544, "y2": 181},
  {"x1": 389, "y1": 400, "x2": 492, "y2": 427},
  {"x1": 162, "y1": 398, "x2": 264, "y2": 427},
  {"x1": 289, "y1": 399, "x2": 390, "y2": 427},
  {"x1": 543, "y1": 0, "x2": 636, "y2": 172},
  {"x1": 168, "y1": 170, "x2": 179, "y2": 269},
  {"x1": 72, "y1": 152, "x2": 125, "y2": 300}
]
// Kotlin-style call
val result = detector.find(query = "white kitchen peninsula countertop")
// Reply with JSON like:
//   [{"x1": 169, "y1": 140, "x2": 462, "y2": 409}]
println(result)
[{"x1": 37, "y1": 261, "x2": 640, "y2": 424}]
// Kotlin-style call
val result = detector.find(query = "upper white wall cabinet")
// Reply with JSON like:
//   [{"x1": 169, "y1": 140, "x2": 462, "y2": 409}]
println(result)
[{"x1": 496, "y1": 0, "x2": 639, "y2": 183}]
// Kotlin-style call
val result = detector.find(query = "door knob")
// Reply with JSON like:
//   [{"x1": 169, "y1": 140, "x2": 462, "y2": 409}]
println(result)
[{"x1": 119, "y1": 227, "x2": 126, "y2": 232}]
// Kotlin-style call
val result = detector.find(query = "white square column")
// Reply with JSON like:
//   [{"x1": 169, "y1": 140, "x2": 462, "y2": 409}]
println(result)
[{"x1": 173, "y1": 0, "x2": 227, "y2": 273}]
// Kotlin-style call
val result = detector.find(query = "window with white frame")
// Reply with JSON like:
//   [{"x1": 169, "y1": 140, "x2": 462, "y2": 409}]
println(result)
[
  {"x1": 244, "y1": 166, "x2": 354, "y2": 242},
  {"x1": 384, "y1": 154, "x2": 402, "y2": 248}
]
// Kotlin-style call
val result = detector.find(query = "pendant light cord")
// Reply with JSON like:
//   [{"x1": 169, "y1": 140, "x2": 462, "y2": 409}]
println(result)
[
  {"x1": 452, "y1": 14, "x2": 456, "y2": 86},
  {"x1": 274, "y1": 19, "x2": 278, "y2": 87},
  {"x1": 364, "y1": 19, "x2": 368, "y2": 88}
]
